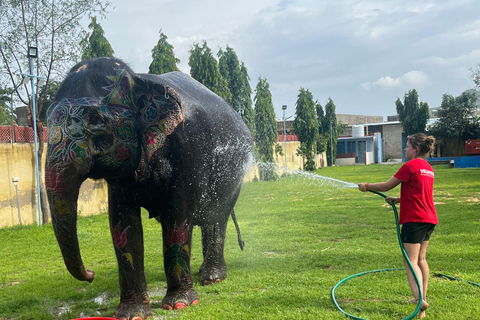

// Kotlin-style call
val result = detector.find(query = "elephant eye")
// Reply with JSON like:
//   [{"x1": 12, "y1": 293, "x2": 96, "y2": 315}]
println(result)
[{"x1": 88, "y1": 113, "x2": 103, "y2": 126}]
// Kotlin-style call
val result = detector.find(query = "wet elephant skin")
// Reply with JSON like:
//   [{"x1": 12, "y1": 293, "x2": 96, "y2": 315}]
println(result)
[{"x1": 45, "y1": 57, "x2": 252, "y2": 319}]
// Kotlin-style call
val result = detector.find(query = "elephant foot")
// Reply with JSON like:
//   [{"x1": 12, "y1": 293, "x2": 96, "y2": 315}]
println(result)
[
  {"x1": 161, "y1": 288, "x2": 199, "y2": 310},
  {"x1": 114, "y1": 302, "x2": 153, "y2": 320},
  {"x1": 199, "y1": 263, "x2": 227, "y2": 286},
  {"x1": 114, "y1": 292, "x2": 152, "y2": 320}
]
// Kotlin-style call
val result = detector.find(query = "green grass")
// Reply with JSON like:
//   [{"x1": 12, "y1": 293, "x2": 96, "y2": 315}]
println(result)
[{"x1": 0, "y1": 164, "x2": 479, "y2": 319}]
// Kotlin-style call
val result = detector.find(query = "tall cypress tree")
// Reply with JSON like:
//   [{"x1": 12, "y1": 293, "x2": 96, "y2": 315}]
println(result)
[
  {"x1": 188, "y1": 41, "x2": 231, "y2": 102},
  {"x1": 239, "y1": 62, "x2": 255, "y2": 135},
  {"x1": 80, "y1": 17, "x2": 114, "y2": 60},
  {"x1": 395, "y1": 89, "x2": 430, "y2": 135},
  {"x1": 324, "y1": 98, "x2": 342, "y2": 166},
  {"x1": 293, "y1": 88, "x2": 319, "y2": 171},
  {"x1": 148, "y1": 30, "x2": 180, "y2": 74},
  {"x1": 315, "y1": 100, "x2": 327, "y2": 153},
  {"x1": 218, "y1": 46, "x2": 254, "y2": 134},
  {"x1": 254, "y1": 77, "x2": 278, "y2": 180}
]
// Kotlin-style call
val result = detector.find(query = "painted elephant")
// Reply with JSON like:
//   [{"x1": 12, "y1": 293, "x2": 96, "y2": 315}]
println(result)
[{"x1": 45, "y1": 57, "x2": 252, "y2": 319}]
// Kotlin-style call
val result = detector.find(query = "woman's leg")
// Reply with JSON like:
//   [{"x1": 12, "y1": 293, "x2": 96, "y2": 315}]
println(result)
[
  {"x1": 418, "y1": 241, "x2": 430, "y2": 298},
  {"x1": 403, "y1": 242, "x2": 423, "y2": 300},
  {"x1": 403, "y1": 242, "x2": 429, "y2": 318}
]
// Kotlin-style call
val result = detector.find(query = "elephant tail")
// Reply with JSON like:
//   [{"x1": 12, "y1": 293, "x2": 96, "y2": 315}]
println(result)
[{"x1": 231, "y1": 210, "x2": 245, "y2": 251}]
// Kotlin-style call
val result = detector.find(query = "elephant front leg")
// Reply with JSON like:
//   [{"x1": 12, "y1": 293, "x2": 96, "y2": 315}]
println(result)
[
  {"x1": 161, "y1": 220, "x2": 199, "y2": 310},
  {"x1": 108, "y1": 192, "x2": 152, "y2": 319}
]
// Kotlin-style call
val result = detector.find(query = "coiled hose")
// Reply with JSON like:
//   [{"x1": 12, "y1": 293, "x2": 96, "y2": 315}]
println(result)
[{"x1": 331, "y1": 190, "x2": 423, "y2": 320}]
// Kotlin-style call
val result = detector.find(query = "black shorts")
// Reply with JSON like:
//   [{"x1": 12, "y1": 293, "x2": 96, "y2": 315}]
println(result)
[{"x1": 401, "y1": 222, "x2": 436, "y2": 244}]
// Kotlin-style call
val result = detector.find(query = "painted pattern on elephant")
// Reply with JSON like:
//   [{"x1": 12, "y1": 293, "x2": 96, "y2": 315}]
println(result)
[{"x1": 46, "y1": 57, "x2": 251, "y2": 320}]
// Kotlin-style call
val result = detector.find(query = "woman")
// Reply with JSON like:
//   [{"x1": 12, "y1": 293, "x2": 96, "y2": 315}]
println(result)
[{"x1": 358, "y1": 133, "x2": 437, "y2": 319}]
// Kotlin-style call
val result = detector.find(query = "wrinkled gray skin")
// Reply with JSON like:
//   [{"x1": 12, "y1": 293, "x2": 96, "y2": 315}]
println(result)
[{"x1": 45, "y1": 57, "x2": 252, "y2": 319}]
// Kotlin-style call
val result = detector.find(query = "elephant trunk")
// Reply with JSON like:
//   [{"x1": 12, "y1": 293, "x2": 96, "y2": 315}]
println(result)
[{"x1": 46, "y1": 162, "x2": 95, "y2": 283}]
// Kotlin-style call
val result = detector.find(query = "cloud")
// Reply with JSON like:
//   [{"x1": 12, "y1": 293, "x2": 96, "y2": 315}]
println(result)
[{"x1": 361, "y1": 70, "x2": 430, "y2": 90}]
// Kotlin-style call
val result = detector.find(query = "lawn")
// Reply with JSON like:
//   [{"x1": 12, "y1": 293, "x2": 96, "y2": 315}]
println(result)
[{"x1": 0, "y1": 164, "x2": 479, "y2": 319}]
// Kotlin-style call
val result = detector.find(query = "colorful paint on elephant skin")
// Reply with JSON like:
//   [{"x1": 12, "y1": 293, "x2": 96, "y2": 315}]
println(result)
[
  {"x1": 104, "y1": 68, "x2": 135, "y2": 107},
  {"x1": 164, "y1": 221, "x2": 191, "y2": 280},
  {"x1": 112, "y1": 222, "x2": 135, "y2": 270}
]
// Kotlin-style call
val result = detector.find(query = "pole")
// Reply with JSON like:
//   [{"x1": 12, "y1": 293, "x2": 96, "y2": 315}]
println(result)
[
  {"x1": 330, "y1": 121, "x2": 333, "y2": 166},
  {"x1": 284, "y1": 109, "x2": 287, "y2": 172},
  {"x1": 29, "y1": 58, "x2": 42, "y2": 226},
  {"x1": 10, "y1": 91, "x2": 15, "y2": 144}
]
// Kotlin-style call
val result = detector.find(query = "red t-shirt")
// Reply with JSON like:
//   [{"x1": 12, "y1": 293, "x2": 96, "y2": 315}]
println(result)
[{"x1": 394, "y1": 158, "x2": 438, "y2": 225}]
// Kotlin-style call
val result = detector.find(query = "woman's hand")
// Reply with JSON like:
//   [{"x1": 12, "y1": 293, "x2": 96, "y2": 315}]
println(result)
[
  {"x1": 358, "y1": 183, "x2": 368, "y2": 192},
  {"x1": 385, "y1": 197, "x2": 400, "y2": 205}
]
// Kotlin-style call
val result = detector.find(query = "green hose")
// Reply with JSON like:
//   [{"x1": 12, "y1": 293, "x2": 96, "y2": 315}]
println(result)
[{"x1": 331, "y1": 190, "x2": 423, "y2": 320}]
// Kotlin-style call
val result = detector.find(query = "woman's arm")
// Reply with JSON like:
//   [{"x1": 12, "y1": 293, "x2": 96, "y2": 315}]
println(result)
[{"x1": 358, "y1": 176, "x2": 402, "y2": 192}]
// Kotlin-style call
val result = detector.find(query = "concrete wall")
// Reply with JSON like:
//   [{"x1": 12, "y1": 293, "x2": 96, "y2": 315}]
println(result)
[
  {"x1": 382, "y1": 123, "x2": 403, "y2": 160},
  {"x1": 244, "y1": 141, "x2": 327, "y2": 181},
  {"x1": 336, "y1": 114, "x2": 384, "y2": 126},
  {"x1": 0, "y1": 143, "x2": 108, "y2": 227},
  {"x1": 2, "y1": 141, "x2": 322, "y2": 227},
  {"x1": 274, "y1": 140, "x2": 327, "y2": 171}
]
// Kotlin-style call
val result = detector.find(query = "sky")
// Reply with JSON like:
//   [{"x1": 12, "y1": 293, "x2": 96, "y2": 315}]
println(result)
[{"x1": 94, "y1": 0, "x2": 480, "y2": 120}]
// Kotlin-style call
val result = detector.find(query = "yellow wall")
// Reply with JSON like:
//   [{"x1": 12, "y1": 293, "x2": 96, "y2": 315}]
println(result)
[
  {"x1": 0, "y1": 143, "x2": 108, "y2": 227},
  {"x1": 1, "y1": 141, "x2": 325, "y2": 227},
  {"x1": 244, "y1": 141, "x2": 327, "y2": 181}
]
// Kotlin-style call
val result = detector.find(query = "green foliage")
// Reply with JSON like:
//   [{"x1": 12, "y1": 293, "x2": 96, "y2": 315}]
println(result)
[
  {"x1": 254, "y1": 77, "x2": 277, "y2": 163},
  {"x1": 428, "y1": 92, "x2": 480, "y2": 140},
  {"x1": 217, "y1": 47, "x2": 255, "y2": 134},
  {"x1": 395, "y1": 89, "x2": 430, "y2": 136},
  {"x1": 38, "y1": 80, "x2": 62, "y2": 124},
  {"x1": 148, "y1": 30, "x2": 180, "y2": 74},
  {"x1": 188, "y1": 41, "x2": 231, "y2": 102},
  {"x1": 315, "y1": 101, "x2": 328, "y2": 153},
  {"x1": 293, "y1": 88, "x2": 319, "y2": 171},
  {"x1": 0, "y1": 87, "x2": 13, "y2": 125},
  {"x1": 239, "y1": 63, "x2": 255, "y2": 135},
  {"x1": 0, "y1": 0, "x2": 110, "y2": 116},
  {"x1": 274, "y1": 143, "x2": 284, "y2": 156},
  {"x1": 321, "y1": 98, "x2": 344, "y2": 166},
  {"x1": 80, "y1": 17, "x2": 114, "y2": 60},
  {"x1": 0, "y1": 165, "x2": 479, "y2": 319},
  {"x1": 471, "y1": 64, "x2": 480, "y2": 88}
]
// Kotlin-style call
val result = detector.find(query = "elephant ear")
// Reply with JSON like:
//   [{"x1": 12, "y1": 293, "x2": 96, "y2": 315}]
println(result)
[{"x1": 134, "y1": 78, "x2": 185, "y2": 161}]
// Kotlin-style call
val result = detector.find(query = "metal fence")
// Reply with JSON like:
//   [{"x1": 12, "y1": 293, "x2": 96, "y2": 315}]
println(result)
[{"x1": 0, "y1": 124, "x2": 48, "y2": 143}]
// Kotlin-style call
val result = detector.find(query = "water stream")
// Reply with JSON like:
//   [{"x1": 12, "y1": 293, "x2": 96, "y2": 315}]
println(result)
[{"x1": 255, "y1": 162, "x2": 358, "y2": 189}]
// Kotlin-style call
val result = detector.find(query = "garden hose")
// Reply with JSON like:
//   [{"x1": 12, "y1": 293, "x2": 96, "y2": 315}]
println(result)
[{"x1": 331, "y1": 190, "x2": 423, "y2": 320}]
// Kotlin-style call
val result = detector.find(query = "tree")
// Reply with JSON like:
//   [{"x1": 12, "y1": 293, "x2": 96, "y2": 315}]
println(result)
[
  {"x1": 471, "y1": 64, "x2": 480, "y2": 88},
  {"x1": 188, "y1": 41, "x2": 231, "y2": 102},
  {"x1": 428, "y1": 92, "x2": 480, "y2": 142},
  {"x1": 315, "y1": 100, "x2": 328, "y2": 153},
  {"x1": 254, "y1": 77, "x2": 278, "y2": 180},
  {"x1": 0, "y1": 0, "x2": 110, "y2": 224},
  {"x1": 38, "y1": 80, "x2": 62, "y2": 124},
  {"x1": 148, "y1": 30, "x2": 180, "y2": 74},
  {"x1": 293, "y1": 88, "x2": 319, "y2": 171},
  {"x1": 80, "y1": 16, "x2": 114, "y2": 60},
  {"x1": 322, "y1": 98, "x2": 343, "y2": 166},
  {"x1": 395, "y1": 89, "x2": 430, "y2": 135},
  {"x1": 239, "y1": 62, "x2": 255, "y2": 135},
  {"x1": 218, "y1": 46, "x2": 254, "y2": 133},
  {"x1": 0, "y1": 87, "x2": 13, "y2": 125}
]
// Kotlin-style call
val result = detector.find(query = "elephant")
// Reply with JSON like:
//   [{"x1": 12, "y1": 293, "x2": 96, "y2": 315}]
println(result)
[{"x1": 45, "y1": 57, "x2": 252, "y2": 319}]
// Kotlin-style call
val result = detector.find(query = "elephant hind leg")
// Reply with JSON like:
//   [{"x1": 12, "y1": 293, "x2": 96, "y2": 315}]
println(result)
[{"x1": 199, "y1": 217, "x2": 228, "y2": 285}]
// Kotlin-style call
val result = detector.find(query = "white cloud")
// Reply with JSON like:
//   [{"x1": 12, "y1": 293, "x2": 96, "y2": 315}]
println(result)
[{"x1": 362, "y1": 71, "x2": 430, "y2": 90}]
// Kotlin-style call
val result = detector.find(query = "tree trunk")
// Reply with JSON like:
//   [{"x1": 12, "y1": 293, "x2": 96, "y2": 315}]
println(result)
[{"x1": 36, "y1": 120, "x2": 51, "y2": 224}]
